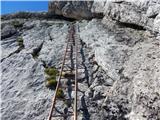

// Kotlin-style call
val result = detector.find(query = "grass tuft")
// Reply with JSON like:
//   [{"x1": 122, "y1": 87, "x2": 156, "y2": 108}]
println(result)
[
  {"x1": 45, "y1": 67, "x2": 59, "y2": 90},
  {"x1": 17, "y1": 37, "x2": 24, "y2": 48},
  {"x1": 45, "y1": 78, "x2": 57, "y2": 89},
  {"x1": 57, "y1": 88, "x2": 64, "y2": 98},
  {"x1": 45, "y1": 67, "x2": 59, "y2": 77},
  {"x1": 11, "y1": 20, "x2": 23, "y2": 28}
]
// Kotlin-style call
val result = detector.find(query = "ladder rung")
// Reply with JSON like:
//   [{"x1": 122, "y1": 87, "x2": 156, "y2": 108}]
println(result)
[
  {"x1": 62, "y1": 86, "x2": 75, "y2": 89},
  {"x1": 52, "y1": 114, "x2": 74, "y2": 117},
  {"x1": 62, "y1": 69, "x2": 84, "y2": 72}
]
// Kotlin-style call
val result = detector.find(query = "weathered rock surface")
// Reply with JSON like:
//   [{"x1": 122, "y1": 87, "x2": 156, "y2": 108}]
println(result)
[
  {"x1": 1, "y1": 24, "x2": 17, "y2": 39},
  {"x1": 78, "y1": 18, "x2": 160, "y2": 120},
  {"x1": 103, "y1": 0, "x2": 160, "y2": 33},
  {"x1": 48, "y1": 1, "x2": 94, "y2": 20},
  {"x1": 1, "y1": 19, "x2": 69, "y2": 120},
  {"x1": 1, "y1": 18, "x2": 109, "y2": 120},
  {"x1": 154, "y1": 13, "x2": 160, "y2": 33},
  {"x1": 1, "y1": 0, "x2": 160, "y2": 120},
  {"x1": 1, "y1": 53, "x2": 51, "y2": 120},
  {"x1": 48, "y1": 0, "x2": 160, "y2": 32},
  {"x1": 1, "y1": 11, "x2": 76, "y2": 21},
  {"x1": 123, "y1": 39, "x2": 160, "y2": 120},
  {"x1": 91, "y1": 1, "x2": 106, "y2": 14}
]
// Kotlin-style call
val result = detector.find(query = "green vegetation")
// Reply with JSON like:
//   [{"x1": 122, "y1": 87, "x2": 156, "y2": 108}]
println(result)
[
  {"x1": 11, "y1": 20, "x2": 23, "y2": 28},
  {"x1": 57, "y1": 88, "x2": 64, "y2": 98},
  {"x1": 45, "y1": 67, "x2": 59, "y2": 77},
  {"x1": 45, "y1": 78, "x2": 57, "y2": 88},
  {"x1": 44, "y1": 67, "x2": 65, "y2": 97},
  {"x1": 45, "y1": 67, "x2": 59, "y2": 90},
  {"x1": 17, "y1": 37, "x2": 24, "y2": 48}
]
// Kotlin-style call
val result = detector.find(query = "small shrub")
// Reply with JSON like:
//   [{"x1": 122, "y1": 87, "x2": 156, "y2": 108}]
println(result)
[
  {"x1": 57, "y1": 88, "x2": 64, "y2": 98},
  {"x1": 11, "y1": 20, "x2": 23, "y2": 28},
  {"x1": 45, "y1": 78, "x2": 57, "y2": 89},
  {"x1": 49, "y1": 75, "x2": 56, "y2": 80},
  {"x1": 45, "y1": 67, "x2": 59, "y2": 77},
  {"x1": 44, "y1": 67, "x2": 59, "y2": 90},
  {"x1": 17, "y1": 37, "x2": 24, "y2": 48}
]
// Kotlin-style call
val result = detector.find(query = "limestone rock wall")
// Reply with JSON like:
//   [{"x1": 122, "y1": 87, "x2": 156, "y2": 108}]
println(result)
[
  {"x1": 103, "y1": 0, "x2": 160, "y2": 33},
  {"x1": 1, "y1": 0, "x2": 160, "y2": 120},
  {"x1": 78, "y1": 17, "x2": 160, "y2": 120},
  {"x1": 48, "y1": 0, "x2": 160, "y2": 33},
  {"x1": 48, "y1": 1, "x2": 94, "y2": 19}
]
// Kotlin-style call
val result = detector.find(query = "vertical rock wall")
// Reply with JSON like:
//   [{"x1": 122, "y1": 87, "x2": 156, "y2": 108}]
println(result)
[{"x1": 48, "y1": 1, "x2": 94, "y2": 19}]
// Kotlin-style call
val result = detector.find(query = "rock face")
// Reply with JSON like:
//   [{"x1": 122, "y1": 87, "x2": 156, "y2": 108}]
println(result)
[
  {"x1": 1, "y1": 19, "x2": 69, "y2": 120},
  {"x1": 48, "y1": 0, "x2": 160, "y2": 33},
  {"x1": 78, "y1": 17, "x2": 160, "y2": 120},
  {"x1": 154, "y1": 12, "x2": 160, "y2": 33},
  {"x1": 1, "y1": 18, "x2": 111, "y2": 120},
  {"x1": 1, "y1": 0, "x2": 160, "y2": 120},
  {"x1": 1, "y1": 24, "x2": 17, "y2": 39},
  {"x1": 48, "y1": 1, "x2": 94, "y2": 19},
  {"x1": 103, "y1": 0, "x2": 160, "y2": 33}
]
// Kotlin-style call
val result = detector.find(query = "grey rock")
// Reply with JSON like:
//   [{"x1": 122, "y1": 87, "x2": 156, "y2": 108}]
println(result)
[
  {"x1": 1, "y1": 37, "x2": 19, "y2": 61},
  {"x1": 38, "y1": 24, "x2": 68, "y2": 67},
  {"x1": 1, "y1": 19, "x2": 68, "y2": 120},
  {"x1": 78, "y1": 16, "x2": 160, "y2": 120},
  {"x1": 147, "y1": 4, "x2": 160, "y2": 18},
  {"x1": 104, "y1": 78, "x2": 115, "y2": 86},
  {"x1": 48, "y1": 1, "x2": 94, "y2": 20},
  {"x1": 103, "y1": 100, "x2": 129, "y2": 120},
  {"x1": 85, "y1": 88, "x2": 93, "y2": 98},
  {"x1": 122, "y1": 39, "x2": 160, "y2": 120},
  {"x1": 92, "y1": 86, "x2": 106, "y2": 100},
  {"x1": 78, "y1": 19, "x2": 129, "y2": 81},
  {"x1": 91, "y1": 1, "x2": 106, "y2": 14},
  {"x1": 1, "y1": 25, "x2": 16, "y2": 39},
  {"x1": 153, "y1": 13, "x2": 160, "y2": 33},
  {"x1": 78, "y1": 73, "x2": 86, "y2": 80},
  {"x1": 1, "y1": 12, "x2": 55, "y2": 20},
  {"x1": 23, "y1": 21, "x2": 35, "y2": 30},
  {"x1": 103, "y1": 0, "x2": 160, "y2": 33},
  {"x1": 1, "y1": 1, "x2": 160, "y2": 119},
  {"x1": 1, "y1": 52, "x2": 53, "y2": 120}
]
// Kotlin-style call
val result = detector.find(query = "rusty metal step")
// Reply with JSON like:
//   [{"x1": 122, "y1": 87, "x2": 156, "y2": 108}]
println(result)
[{"x1": 52, "y1": 114, "x2": 74, "y2": 117}]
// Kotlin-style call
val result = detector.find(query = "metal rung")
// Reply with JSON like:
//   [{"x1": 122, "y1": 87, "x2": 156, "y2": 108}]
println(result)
[
  {"x1": 52, "y1": 114, "x2": 74, "y2": 117},
  {"x1": 62, "y1": 68, "x2": 72, "y2": 71},
  {"x1": 62, "y1": 86, "x2": 75, "y2": 89},
  {"x1": 62, "y1": 69, "x2": 83, "y2": 72},
  {"x1": 62, "y1": 70, "x2": 72, "y2": 71}
]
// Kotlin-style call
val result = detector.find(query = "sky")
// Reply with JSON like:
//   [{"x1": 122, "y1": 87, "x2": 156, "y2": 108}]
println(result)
[{"x1": 1, "y1": 1, "x2": 48, "y2": 15}]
